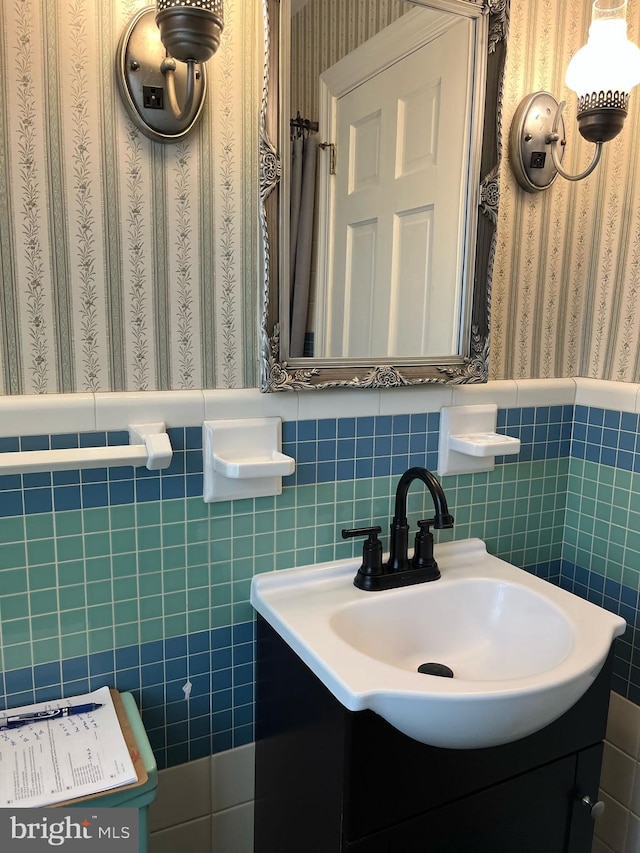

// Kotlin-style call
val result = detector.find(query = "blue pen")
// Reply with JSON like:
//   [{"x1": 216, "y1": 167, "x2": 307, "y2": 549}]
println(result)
[{"x1": 0, "y1": 702, "x2": 103, "y2": 731}]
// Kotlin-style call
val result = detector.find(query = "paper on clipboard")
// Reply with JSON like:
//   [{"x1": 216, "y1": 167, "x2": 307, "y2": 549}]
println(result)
[{"x1": 0, "y1": 686, "x2": 137, "y2": 808}]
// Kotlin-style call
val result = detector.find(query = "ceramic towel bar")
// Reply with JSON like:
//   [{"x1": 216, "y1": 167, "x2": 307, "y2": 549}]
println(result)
[{"x1": 0, "y1": 423, "x2": 173, "y2": 475}]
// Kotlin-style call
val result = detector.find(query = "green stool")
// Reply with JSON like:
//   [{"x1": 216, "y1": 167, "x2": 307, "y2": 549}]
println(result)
[{"x1": 67, "y1": 693, "x2": 158, "y2": 853}]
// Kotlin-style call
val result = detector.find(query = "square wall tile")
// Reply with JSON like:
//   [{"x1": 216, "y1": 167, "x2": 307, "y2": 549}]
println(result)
[{"x1": 149, "y1": 756, "x2": 212, "y2": 832}]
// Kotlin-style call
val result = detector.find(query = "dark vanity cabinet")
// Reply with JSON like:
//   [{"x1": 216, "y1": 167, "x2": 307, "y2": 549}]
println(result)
[{"x1": 254, "y1": 616, "x2": 614, "y2": 853}]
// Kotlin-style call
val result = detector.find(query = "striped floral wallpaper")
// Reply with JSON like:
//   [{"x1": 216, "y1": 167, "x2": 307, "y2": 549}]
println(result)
[
  {"x1": 0, "y1": 0, "x2": 258, "y2": 395},
  {"x1": 491, "y1": 0, "x2": 640, "y2": 383},
  {"x1": 2, "y1": 0, "x2": 640, "y2": 394}
]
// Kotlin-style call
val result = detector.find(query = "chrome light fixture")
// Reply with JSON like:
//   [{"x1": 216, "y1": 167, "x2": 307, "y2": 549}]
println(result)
[
  {"x1": 510, "y1": 0, "x2": 640, "y2": 192},
  {"x1": 116, "y1": 1, "x2": 224, "y2": 143}
]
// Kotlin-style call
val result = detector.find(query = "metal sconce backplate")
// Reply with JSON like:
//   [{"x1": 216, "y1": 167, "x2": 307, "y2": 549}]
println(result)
[
  {"x1": 509, "y1": 91, "x2": 566, "y2": 192},
  {"x1": 116, "y1": 6, "x2": 207, "y2": 143}
]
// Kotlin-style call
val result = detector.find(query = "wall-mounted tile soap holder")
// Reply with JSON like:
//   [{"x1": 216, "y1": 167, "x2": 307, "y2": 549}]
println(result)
[
  {"x1": 438, "y1": 404, "x2": 520, "y2": 476},
  {"x1": 202, "y1": 417, "x2": 295, "y2": 502}
]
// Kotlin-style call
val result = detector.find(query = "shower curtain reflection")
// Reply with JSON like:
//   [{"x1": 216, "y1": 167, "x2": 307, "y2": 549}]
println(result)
[{"x1": 289, "y1": 115, "x2": 319, "y2": 358}]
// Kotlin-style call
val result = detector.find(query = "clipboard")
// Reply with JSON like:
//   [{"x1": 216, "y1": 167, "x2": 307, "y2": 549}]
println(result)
[{"x1": 51, "y1": 690, "x2": 149, "y2": 808}]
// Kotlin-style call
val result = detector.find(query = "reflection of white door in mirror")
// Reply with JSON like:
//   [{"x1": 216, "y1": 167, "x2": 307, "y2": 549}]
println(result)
[
  {"x1": 260, "y1": 0, "x2": 510, "y2": 391},
  {"x1": 315, "y1": 10, "x2": 474, "y2": 360}
]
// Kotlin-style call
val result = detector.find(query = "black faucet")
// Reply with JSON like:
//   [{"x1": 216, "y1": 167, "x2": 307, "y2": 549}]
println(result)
[
  {"x1": 386, "y1": 467, "x2": 454, "y2": 572},
  {"x1": 342, "y1": 467, "x2": 454, "y2": 591}
]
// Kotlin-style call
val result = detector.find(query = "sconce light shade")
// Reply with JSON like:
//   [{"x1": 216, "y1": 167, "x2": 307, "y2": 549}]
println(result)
[
  {"x1": 509, "y1": 0, "x2": 640, "y2": 192},
  {"x1": 156, "y1": 0, "x2": 224, "y2": 64},
  {"x1": 565, "y1": 0, "x2": 640, "y2": 142},
  {"x1": 116, "y1": 2, "x2": 224, "y2": 144}
]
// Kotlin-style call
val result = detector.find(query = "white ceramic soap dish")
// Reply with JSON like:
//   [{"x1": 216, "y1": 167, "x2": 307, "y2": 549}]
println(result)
[
  {"x1": 202, "y1": 417, "x2": 295, "y2": 502},
  {"x1": 438, "y1": 404, "x2": 521, "y2": 476}
]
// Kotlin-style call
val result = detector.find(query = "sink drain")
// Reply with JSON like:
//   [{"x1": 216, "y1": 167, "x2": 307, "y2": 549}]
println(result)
[{"x1": 417, "y1": 662, "x2": 454, "y2": 678}]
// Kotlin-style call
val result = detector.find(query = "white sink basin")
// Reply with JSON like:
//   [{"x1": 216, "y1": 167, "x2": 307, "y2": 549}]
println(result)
[{"x1": 250, "y1": 539, "x2": 625, "y2": 749}]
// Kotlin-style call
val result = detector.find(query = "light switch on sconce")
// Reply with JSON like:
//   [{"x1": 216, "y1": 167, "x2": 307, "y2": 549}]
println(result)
[
  {"x1": 116, "y1": 1, "x2": 224, "y2": 143},
  {"x1": 510, "y1": 0, "x2": 640, "y2": 192}
]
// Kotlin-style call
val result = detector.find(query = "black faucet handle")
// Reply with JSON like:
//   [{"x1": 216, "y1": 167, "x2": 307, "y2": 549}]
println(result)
[
  {"x1": 342, "y1": 526, "x2": 384, "y2": 581},
  {"x1": 416, "y1": 514, "x2": 454, "y2": 531},
  {"x1": 412, "y1": 519, "x2": 441, "y2": 579},
  {"x1": 342, "y1": 525, "x2": 382, "y2": 541}
]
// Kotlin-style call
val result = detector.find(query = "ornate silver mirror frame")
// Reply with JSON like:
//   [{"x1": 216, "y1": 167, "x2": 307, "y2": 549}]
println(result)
[{"x1": 259, "y1": 0, "x2": 510, "y2": 392}]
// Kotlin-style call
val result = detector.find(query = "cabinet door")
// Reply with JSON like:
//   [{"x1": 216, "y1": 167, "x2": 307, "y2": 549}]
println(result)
[
  {"x1": 567, "y1": 744, "x2": 604, "y2": 853},
  {"x1": 348, "y1": 754, "x2": 578, "y2": 853}
]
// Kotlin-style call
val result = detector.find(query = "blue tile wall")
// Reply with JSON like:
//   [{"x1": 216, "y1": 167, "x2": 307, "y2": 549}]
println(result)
[
  {"x1": 558, "y1": 403, "x2": 640, "y2": 705},
  {"x1": 0, "y1": 399, "x2": 636, "y2": 769}
]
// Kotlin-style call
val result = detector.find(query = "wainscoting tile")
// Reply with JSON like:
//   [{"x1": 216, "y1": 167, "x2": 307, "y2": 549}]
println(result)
[
  {"x1": 149, "y1": 816, "x2": 212, "y2": 853},
  {"x1": 0, "y1": 394, "x2": 95, "y2": 437},
  {"x1": 515, "y1": 378, "x2": 576, "y2": 408},
  {"x1": 629, "y1": 763, "x2": 640, "y2": 818},
  {"x1": 602, "y1": 743, "x2": 637, "y2": 809},
  {"x1": 379, "y1": 385, "x2": 453, "y2": 414},
  {"x1": 95, "y1": 391, "x2": 206, "y2": 430},
  {"x1": 574, "y1": 379, "x2": 639, "y2": 415},
  {"x1": 595, "y1": 792, "x2": 629, "y2": 853},
  {"x1": 211, "y1": 743, "x2": 255, "y2": 813},
  {"x1": 298, "y1": 389, "x2": 380, "y2": 420},
  {"x1": 149, "y1": 757, "x2": 212, "y2": 833},
  {"x1": 450, "y1": 379, "x2": 519, "y2": 408},
  {"x1": 593, "y1": 837, "x2": 616, "y2": 853},
  {"x1": 606, "y1": 694, "x2": 640, "y2": 761},
  {"x1": 625, "y1": 813, "x2": 640, "y2": 853},
  {"x1": 203, "y1": 389, "x2": 299, "y2": 422},
  {"x1": 211, "y1": 802, "x2": 254, "y2": 853}
]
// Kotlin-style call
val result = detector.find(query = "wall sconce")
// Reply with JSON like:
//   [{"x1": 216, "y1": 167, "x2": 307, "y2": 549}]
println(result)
[
  {"x1": 510, "y1": 0, "x2": 640, "y2": 192},
  {"x1": 116, "y1": 1, "x2": 224, "y2": 143}
]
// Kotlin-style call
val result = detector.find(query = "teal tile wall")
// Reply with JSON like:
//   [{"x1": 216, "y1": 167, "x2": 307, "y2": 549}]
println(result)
[
  {"x1": 0, "y1": 459, "x2": 568, "y2": 671},
  {"x1": 564, "y1": 458, "x2": 639, "y2": 589},
  {"x1": 0, "y1": 459, "x2": 569, "y2": 674},
  {"x1": 0, "y1": 403, "x2": 575, "y2": 767},
  {"x1": 557, "y1": 405, "x2": 640, "y2": 702}
]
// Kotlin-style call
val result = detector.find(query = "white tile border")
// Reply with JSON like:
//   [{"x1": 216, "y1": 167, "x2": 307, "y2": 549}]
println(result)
[
  {"x1": 297, "y1": 388, "x2": 380, "y2": 420},
  {"x1": 451, "y1": 379, "x2": 519, "y2": 408},
  {"x1": 95, "y1": 391, "x2": 206, "y2": 430},
  {"x1": 204, "y1": 389, "x2": 299, "y2": 422},
  {"x1": 574, "y1": 379, "x2": 640, "y2": 415},
  {"x1": 515, "y1": 378, "x2": 577, "y2": 408},
  {"x1": 379, "y1": 385, "x2": 453, "y2": 414},
  {"x1": 0, "y1": 393, "x2": 95, "y2": 437},
  {"x1": 0, "y1": 378, "x2": 639, "y2": 439}
]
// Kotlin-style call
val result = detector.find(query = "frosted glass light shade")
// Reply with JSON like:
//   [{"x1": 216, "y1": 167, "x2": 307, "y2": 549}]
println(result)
[{"x1": 565, "y1": 0, "x2": 640, "y2": 97}]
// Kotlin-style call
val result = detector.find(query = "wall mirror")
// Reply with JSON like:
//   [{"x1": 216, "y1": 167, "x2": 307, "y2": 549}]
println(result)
[{"x1": 259, "y1": 0, "x2": 509, "y2": 391}]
